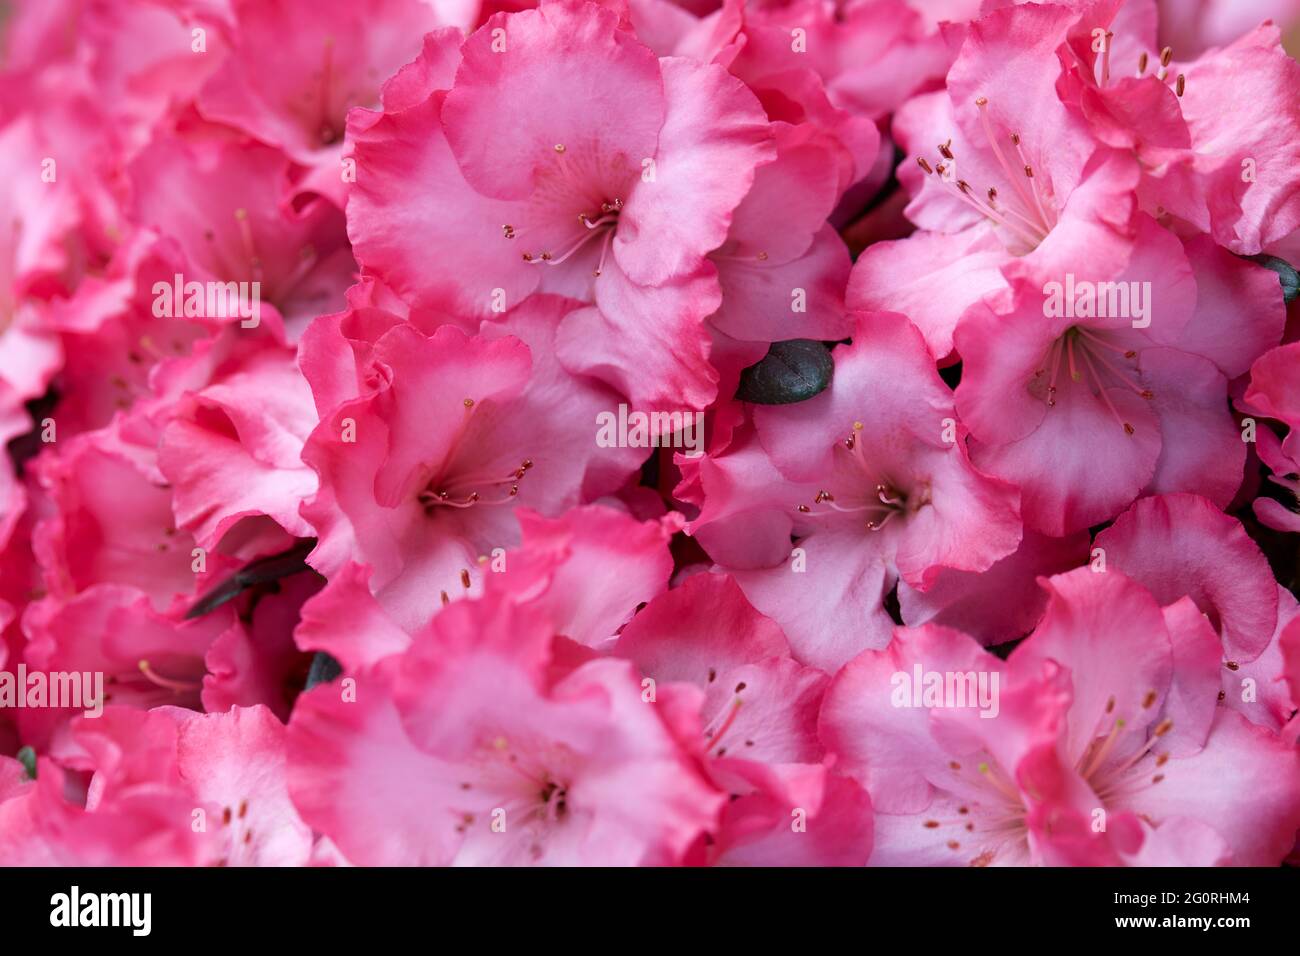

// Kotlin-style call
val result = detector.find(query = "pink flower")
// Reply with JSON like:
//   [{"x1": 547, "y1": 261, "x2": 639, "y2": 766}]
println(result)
[
  {"x1": 2, "y1": 0, "x2": 1298, "y2": 871},
  {"x1": 951, "y1": 243, "x2": 1267, "y2": 535},
  {"x1": 292, "y1": 503, "x2": 679, "y2": 669},
  {"x1": 897, "y1": 529, "x2": 1091, "y2": 647},
  {"x1": 705, "y1": 121, "x2": 861, "y2": 383},
  {"x1": 156, "y1": 330, "x2": 319, "y2": 550},
  {"x1": 686, "y1": 311, "x2": 1021, "y2": 671},
  {"x1": 346, "y1": 0, "x2": 775, "y2": 411},
  {"x1": 128, "y1": 136, "x2": 356, "y2": 341},
  {"x1": 614, "y1": 572, "x2": 874, "y2": 865},
  {"x1": 821, "y1": 568, "x2": 1300, "y2": 866},
  {"x1": 849, "y1": 2, "x2": 1135, "y2": 360},
  {"x1": 287, "y1": 590, "x2": 723, "y2": 865},
  {"x1": 0, "y1": 114, "x2": 73, "y2": 420},
  {"x1": 730, "y1": 0, "x2": 952, "y2": 124},
  {"x1": 300, "y1": 296, "x2": 642, "y2": 629},
  {"x1": 1095, "y1": 494, "x2": 1280, "y2": 663},
  {"x1": 1073, "y1": 19, "x2": 1300, "y2": 253},
  {"x1": 31, "y1": 427, "x2": 234, "y2": 613},
  {"x1": 1242, "y1": 342, "x2": 1300, "y2": 532},
  {"x1": 196, "y1": 0, "x2": 447, "y2": 205},
  {"x1": 1, "y1": 704, "x2": 310, "y2": 866}
]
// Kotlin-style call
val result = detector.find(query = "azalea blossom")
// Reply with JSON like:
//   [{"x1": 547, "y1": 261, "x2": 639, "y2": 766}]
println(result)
[{"x1": 0, "y1": 0, "x2": 1296, "y2": 876}]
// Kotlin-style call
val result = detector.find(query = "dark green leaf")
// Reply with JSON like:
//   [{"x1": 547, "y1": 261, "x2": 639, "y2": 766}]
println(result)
[
  {"x1": 16, "y1": 745, "x2": 36, "y2": 780},
  {"x1": 185, "y1": 538, "x2": 317, "y2": 620},
  {"x1": 1245, "y1": 253, "x2": 1300, "y2": 304},
  {"x1": 304, "y1": 652, "x2": 344, "y2": 690},
  {"x1": 736, "y1": 339, "x2": 833, "y2": 405}
]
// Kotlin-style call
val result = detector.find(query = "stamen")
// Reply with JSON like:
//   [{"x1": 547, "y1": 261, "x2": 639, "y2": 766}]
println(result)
[
  {"x1": 233, "y1": 209, "x2": 263, "y2": 282},
  {"x1": 706, "y1": 698, "x2": 744, "y2": 753},
  {"x1": 418, "y1": 460, "x2": 533, "y2": 512},
  {"x1": 925, "y1": 165, "x2": 1044, "y2": 246},
  {"x1": 1085, "y1": 344, "x2": 1154, "y2": 399},
  {"x1": 1082, "y1": 717, "x2": 1126, "y2": 780},
  {"x1": 976, "y1": 761, "x2": 1022, "y2": 802},
  {"x1": 1075, "y1": 326, "x2": 1137, "y2": 359},
  {"x1": 593, "y1": 229, "x2": 614, "y2": 277},
  {"x1": 1077, "y1": 345, "x2": 1136, "y2": 434},
  {"x1": 1137, "y1": 51, "x2": 1148, "y2": 76},
  {"x1": 1110, "y1": 719, "x2": 1173, "y2": 775},
  {"x1": 525, "y1": 208, "x2": 620, "y2": 268},
  {"x1": 975, "y1": 98, "x2": 1043, "y2": 229},
  {"x1": 137, "y1": 660, "x2": 200, "y2": 693},
  {"x1": 1046, "y1": 337, "x2": 1064, "y2": 406},
  {"x1": 1013, "y1": 138, "x2": 1055, "y2": 230}
]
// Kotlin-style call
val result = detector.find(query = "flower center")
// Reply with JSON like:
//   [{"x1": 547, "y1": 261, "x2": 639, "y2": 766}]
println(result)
[
  {"x1": 915, "y1": 96, "x2": 1059, "y2": 253},
  {"x1": 1077, "y1": 692, "x2": 1173, "y2": 805},
  {"x1": 505, "y1": 196, "x2": 622, "y2": 278},
  {"x1": 1033, "y1": 327, "x2": 1153, "y2": 435},
  {"x1": 415, "y1": 397, "x2": 535, "y2": 515},
  {"x1": 795, "y1": 423, "x2": 931, "y2": 531},
  {"x1": 417, "y1": 458, "x2": 533, "y2": 513}
]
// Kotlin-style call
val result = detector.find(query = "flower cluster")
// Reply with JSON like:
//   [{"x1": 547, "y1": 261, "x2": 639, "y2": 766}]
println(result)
[{"x1": 1, "y1": 0, "x2": 1299, "y2": 867}]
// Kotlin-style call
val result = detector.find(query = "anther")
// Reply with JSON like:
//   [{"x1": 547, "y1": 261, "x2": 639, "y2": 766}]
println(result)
[
  {"x1": 917, "y1": 157, "x2": 933, "y2": 174},
  {"x1": 1175, "y1": 74, "x2": 1185, "y2": 97}
]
